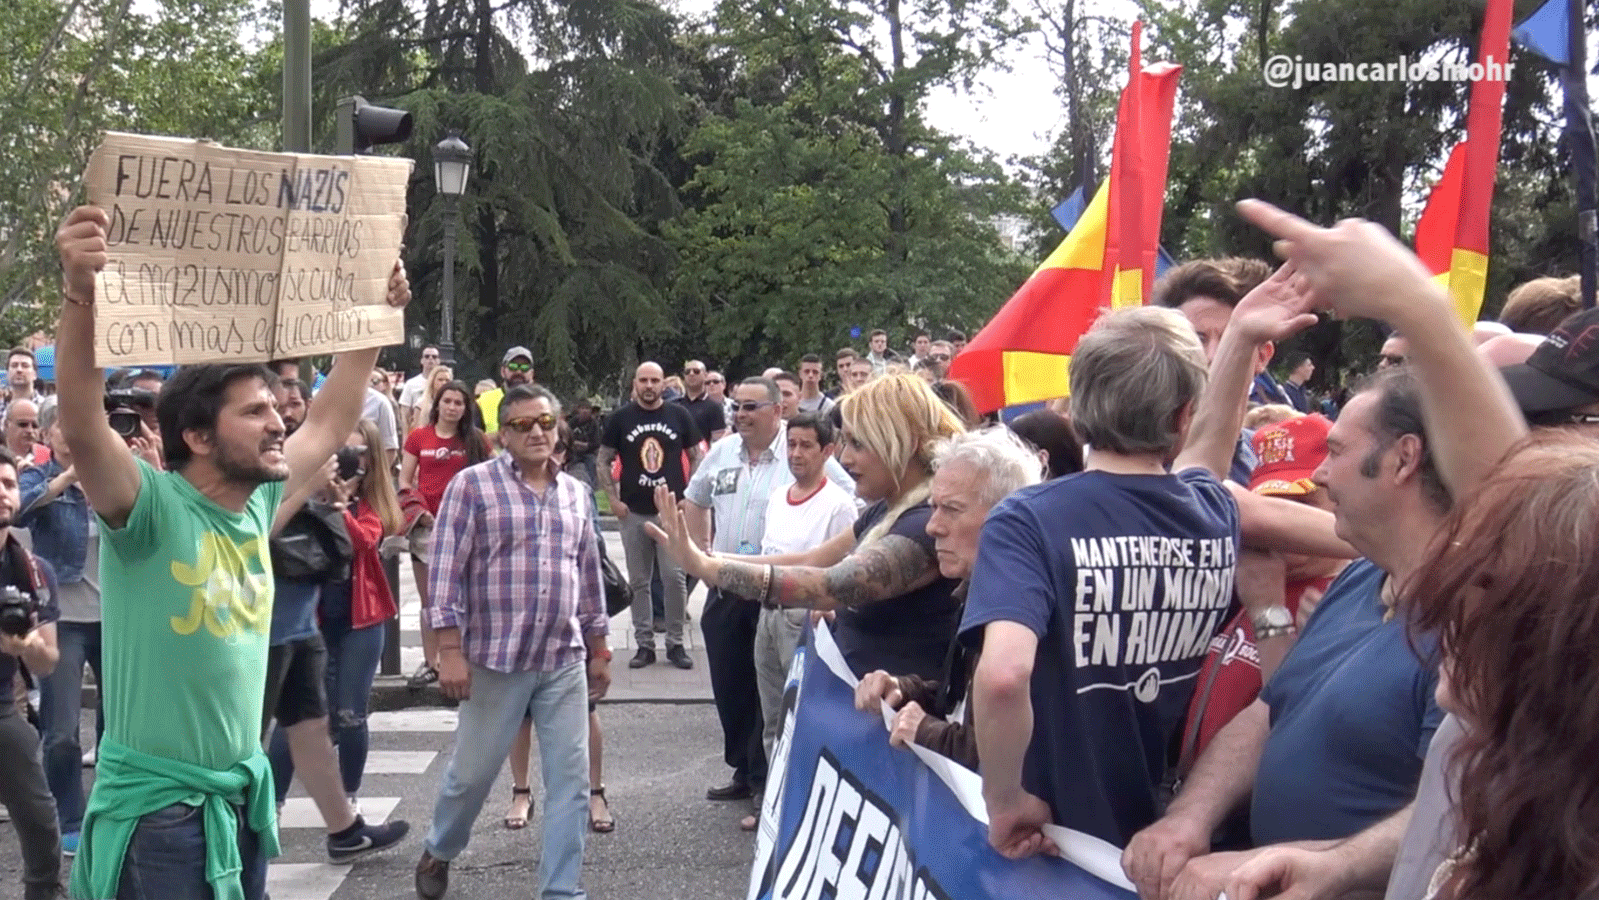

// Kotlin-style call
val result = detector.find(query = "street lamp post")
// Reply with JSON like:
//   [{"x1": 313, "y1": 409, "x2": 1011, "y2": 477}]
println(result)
[{"x1": 432, "y1": 132, "x2": 472, "y2": 368}]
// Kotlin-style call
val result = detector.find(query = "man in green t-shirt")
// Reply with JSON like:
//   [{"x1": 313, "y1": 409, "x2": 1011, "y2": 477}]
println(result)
[{"x1": 52, "y1": 204, "x2": 413, "y2": 900}]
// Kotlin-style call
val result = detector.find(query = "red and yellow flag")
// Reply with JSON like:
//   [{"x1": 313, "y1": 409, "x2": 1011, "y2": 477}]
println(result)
[
  {"x1": 950, "y1": 23, "x2": 1181, "y2": 413},
  {"x1": 1414, "y1": 0, "x2": 1514, "y2": 326}
]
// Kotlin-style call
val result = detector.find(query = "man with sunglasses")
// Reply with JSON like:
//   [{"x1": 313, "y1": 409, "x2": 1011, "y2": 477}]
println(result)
[
  {"x1": 676, "y1": 359, "x2": 727, "y2": 443},
  {"x1": 417, "y1": 385, "x2": 609, "y2": 900},
  {"x1": 598, "y1": 362, "x2": 703, "y2": 669},
  {"x1": 4, "y1": 400, "x2": 50, "y2": 469},
  {"x1": 398, "y1": 346, "x2": 441, "y2": 424},
  {"x1": 476, "y1": 347, "x2": 536, "y2": 438}
]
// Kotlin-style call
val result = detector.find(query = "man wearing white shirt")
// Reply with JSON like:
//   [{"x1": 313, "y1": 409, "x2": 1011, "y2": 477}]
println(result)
[
  {"x1": 683, "y1": 383, "x2": 853, "y2": 812},
  {"x1": 755, "y1": 412, "x2": 857, "y2": 760},
  {"x1": 398, "y1": 346, "x2": 440, "y2": 421}
]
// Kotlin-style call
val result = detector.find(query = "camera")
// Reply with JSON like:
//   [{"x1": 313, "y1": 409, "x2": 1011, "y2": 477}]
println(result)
[
  {"x1": 0, "y1": 586, "x2": 37, "y2": 638},
  {"x1": 105, "y1": 388, "x2": 157, "y2": 439},
  {"x1": 335, "y1": 445, "x2": 366, "y2": 481}
]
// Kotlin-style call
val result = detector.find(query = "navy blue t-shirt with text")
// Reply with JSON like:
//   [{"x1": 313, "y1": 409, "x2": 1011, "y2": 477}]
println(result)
[{"x1": 961, "y1": 467, "x2": 1239, "y2": 847}]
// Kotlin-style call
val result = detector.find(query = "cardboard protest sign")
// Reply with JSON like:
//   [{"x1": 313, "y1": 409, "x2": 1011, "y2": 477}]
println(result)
[{"x1": 83, "y1": 132, "x2": 413, "y2": 366}]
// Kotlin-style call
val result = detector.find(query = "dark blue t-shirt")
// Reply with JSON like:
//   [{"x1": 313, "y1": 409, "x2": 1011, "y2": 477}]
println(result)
[
  {"x1": 1251, "y1": 559, "x2": 1442, "y2": 845},
  {"x1": 834, "y1": 501, "x2": 962, "y2": 681},
  {"x1": 960, "y1": 467, "x2": 1239, "y2": 847}
]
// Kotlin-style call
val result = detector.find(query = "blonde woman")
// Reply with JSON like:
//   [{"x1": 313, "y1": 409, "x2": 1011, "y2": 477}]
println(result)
[
  {"x1": 650, "y1": 374, "x2": 966, "y2": 680},
  {"x1": 411, "y1": 365, "x2": 454, "y2": 432}
]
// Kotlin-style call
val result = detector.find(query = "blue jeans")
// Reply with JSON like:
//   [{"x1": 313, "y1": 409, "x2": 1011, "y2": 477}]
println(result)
[
  {"x1": 267, "y1": 599, "x2": 385, "y2": 800},
  {"x1": 115, "y1": 802, "x2": 267, "y2": 900},
  {"x1": 425, "y1": 662, "x2": 590, "y2": 899},
  {"x1": 39, "y1": 620, "x2": 102, "y2": 833}
]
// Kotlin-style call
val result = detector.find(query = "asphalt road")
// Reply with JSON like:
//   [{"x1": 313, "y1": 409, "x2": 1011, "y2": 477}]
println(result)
[{"x1": 0, "y1": 703, "x2": 756, "y2": 900}]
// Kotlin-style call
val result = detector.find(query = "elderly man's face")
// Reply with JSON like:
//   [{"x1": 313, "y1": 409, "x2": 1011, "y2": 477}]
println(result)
[{"x1": 925, "y1": 459, "x2": 990, "y2": 580}]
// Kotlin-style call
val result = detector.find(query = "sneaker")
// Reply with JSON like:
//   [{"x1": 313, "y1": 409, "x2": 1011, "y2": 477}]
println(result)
[
  {"x1": 415, "y1": 850, "x2": 450, "y2": 900},
  {"x1": 408, "y1": 662, "x2": 439, "y2": 689},
  {"x1": 61, "y1": 831, "x2": 79, "y2": 856},
  {"x1": 327, "y1": 816, "x2": 410, "y2": 864},
  {"x1": 628, "y1": 647, "x2": 656, "y2": 669},
  {"x1": 666, "y1": 645, "x2": 693, "y2": 670}
]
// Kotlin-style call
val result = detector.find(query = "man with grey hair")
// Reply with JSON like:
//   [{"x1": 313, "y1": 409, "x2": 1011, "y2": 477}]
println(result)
[
  {"x1": 854, "y1": 425, "x2": 1042, "y2": 767},
  {"x1": 962, "y1": 267, "x2": 1317, "y2": 860},
  {"x1": 416, "y1": 383, "x2": 610, "y2": 900}
]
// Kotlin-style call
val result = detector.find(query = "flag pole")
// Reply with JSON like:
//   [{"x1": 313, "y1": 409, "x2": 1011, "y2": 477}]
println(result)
[{"x1": 1567, "y1": 0, "x2": 1598, "y2": 308}]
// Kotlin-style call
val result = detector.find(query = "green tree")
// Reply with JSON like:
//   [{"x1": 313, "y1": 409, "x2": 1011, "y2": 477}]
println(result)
[
  {"x1": 0, "y1": 0, "x2": 272, "y2": 344},
  {"x1": 317, "y1": 0, "x2": 687, "y2": 398},
  {"x1": 663, "y1": 0, "x2": 1034, "y2": 376}
]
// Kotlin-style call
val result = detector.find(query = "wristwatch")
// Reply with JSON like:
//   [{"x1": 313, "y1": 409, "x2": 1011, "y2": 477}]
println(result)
[{"x1": 1250, "y1": 605, "x2": 1297, "y2": 641}]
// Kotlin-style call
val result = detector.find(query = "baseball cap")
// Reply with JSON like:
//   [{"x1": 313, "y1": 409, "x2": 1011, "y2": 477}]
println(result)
[
  {"x1": 1498, "y1": 307, "x2": 1599, "y2": 414},
  {"x1": 1248, "y1": 414, "x2": 1333, "y2": 496},
  {"x1": 502, "y1": 346, "x2": 534, "y2": 366}
]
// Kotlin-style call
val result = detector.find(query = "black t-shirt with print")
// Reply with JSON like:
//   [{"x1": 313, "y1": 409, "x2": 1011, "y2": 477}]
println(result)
[{"x1": 602, "y1": 402, "x2": 703, "y2": 514}]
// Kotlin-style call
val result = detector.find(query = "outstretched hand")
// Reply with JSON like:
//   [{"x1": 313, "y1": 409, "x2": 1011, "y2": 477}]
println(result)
[
  {"x1": 643, "y1": 485, "x2": 709, "y2": 579},
  {"x1": 1236, "y1": 200, "x2": 1442, "y2": 323},
  {"x1": 1230, "y1": 262, "x2": 1320, "y2": 345}
]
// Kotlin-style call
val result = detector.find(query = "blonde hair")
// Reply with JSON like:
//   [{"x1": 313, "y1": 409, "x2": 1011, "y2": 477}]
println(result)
[
  {"x1": 415, "y1": 365, "x2": 454, "y2": 429},
  {"x1": 839, "y1": 374, "x2": 966, "y2": 546},
  {"x1": 354, "y1": 418, "x2": 403, "y2": 536},
  {"x1": 1243, "y1": 404, "x2": 1301, "y2": 430}
]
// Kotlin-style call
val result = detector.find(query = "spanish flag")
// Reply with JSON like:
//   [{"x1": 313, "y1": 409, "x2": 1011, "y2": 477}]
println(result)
[
  {"x1": 1413, "y1": 0, "x2": 1514, "y2": 326},
  {"x1": 950, "y1": 23, "x2": 1181, "y2": 413}
]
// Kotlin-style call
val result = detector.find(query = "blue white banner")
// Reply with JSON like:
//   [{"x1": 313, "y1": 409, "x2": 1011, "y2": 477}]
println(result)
[{"x1": 748, "y1": 624, "x2": 1140, "y2": 900}]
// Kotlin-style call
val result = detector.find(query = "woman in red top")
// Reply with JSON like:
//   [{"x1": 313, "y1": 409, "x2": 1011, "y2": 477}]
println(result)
[
  {"x1": 398, "y1": 380, "x2": 492, "y2": 684},
  {"x1": 269, "y1": 417, "x2": 404, "y2": 808}
]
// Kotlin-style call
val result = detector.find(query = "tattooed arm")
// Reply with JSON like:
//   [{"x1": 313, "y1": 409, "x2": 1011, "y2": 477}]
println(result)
[{"x1": 703, "y1": 535, "x2": 940, "y2": 610}]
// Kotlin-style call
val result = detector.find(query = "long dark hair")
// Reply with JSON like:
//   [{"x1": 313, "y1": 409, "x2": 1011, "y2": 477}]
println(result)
[
  {"x1": 429, "y1": 381, "x2": 489, "y2": 466},
  {"x1": 1408, "y1": 432, "x2": 1599, "y2": 900}
]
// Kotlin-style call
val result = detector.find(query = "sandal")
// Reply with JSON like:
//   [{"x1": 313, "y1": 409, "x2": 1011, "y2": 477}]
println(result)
[
  {"x1": 589, "y1": 786, "x2": 616, "y2": 833},
  {"x1": 504, "y1": 787, "x2": 533, "y2": 830},
  {"x1": 408, "y1": 662, "x2": 439, "y2": 688}
]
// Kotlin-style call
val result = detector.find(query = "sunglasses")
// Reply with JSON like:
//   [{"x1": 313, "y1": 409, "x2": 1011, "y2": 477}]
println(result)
[
  {"x1": 706, "y1": 377, "x2": 724, "y2": 384},
  {"x1": 505, "y1": 361, "x2": 532, "y2": 373},
  {"x1": 929, "y1": 354, "x2": 950, "y2": 362},
  {"x1": 733, "y1": 401, "x2": 774, "y2": 413},
  {"x1": 502, "y1": 413, "x2": 559, "y2": 433},
  {"x1": 684, "y1": 367, "x2": 704, "y2": 375}
]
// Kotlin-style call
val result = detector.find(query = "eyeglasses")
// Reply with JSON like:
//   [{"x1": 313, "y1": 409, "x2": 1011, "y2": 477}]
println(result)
[
  {"x1": 505, "y1": 361, "x2": 532, "y2": 373},
  {"x1": 733, "y1": 401, "x2": 774, "y2": 413},
  {"x1": 502, "y1": 413, "x2": 559, "y2": 433}
]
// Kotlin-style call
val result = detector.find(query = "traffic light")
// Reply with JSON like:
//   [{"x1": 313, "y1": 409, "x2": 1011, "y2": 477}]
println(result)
[{"x1": 335, "y1": 95, "x2": 413, "y2": 154}]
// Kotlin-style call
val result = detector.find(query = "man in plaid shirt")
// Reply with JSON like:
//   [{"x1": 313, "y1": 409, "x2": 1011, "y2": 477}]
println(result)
[{"x1": 414, "y1": 384, "x2": 612, "y2": 900}]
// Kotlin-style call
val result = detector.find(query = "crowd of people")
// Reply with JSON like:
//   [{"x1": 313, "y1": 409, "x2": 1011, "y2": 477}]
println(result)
[{"x1": 0, "y1": 194, "x2": 1592, "y2": 900}]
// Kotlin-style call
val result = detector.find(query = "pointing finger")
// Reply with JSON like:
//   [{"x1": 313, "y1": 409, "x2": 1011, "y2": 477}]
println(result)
[{"x1": 1236, "y1": 199, "x2": 1319, "y2": 246}]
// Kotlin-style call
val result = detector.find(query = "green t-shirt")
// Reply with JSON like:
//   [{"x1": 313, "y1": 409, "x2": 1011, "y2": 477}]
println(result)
[{"x1": 99, "y1": 461, "x2": 285, "y2": 771}]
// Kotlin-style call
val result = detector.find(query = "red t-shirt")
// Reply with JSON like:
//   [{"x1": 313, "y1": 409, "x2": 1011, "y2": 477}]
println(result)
[
  {"x1": 1178, "y1": 575, "x2": 1335, "y2": 768},
  {"x1": 404, "y1": 426, "x2": 488, "y2": 513}
]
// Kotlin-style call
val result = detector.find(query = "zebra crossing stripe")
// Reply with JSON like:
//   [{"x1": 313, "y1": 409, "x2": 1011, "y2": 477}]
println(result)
[
  {"x1": 266, "y1": 862, "x2": 349, "y2": 900},
  {"x1": 278, "y1": 797, "x2": 401, "y2": 830}
]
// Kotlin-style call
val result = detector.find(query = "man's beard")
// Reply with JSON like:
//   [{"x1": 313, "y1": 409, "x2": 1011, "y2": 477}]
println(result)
[
  {"x1": 0, "y1": 511, "x2": 13, "y2": 530},
  {"x1": 507, "y1": 373, "x2": 530, "y2": 387},
  {"x1": 214, "y1": 436, "x2": 289, "y2": 486}
]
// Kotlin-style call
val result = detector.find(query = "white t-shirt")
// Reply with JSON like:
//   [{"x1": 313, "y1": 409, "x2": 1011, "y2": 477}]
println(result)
[
  {"x1": 398, "y1": 372, "x2": 429, "y2": 410},
  {"x1": 761, "y1": 478, "x2": 859, "y2": 556}
]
